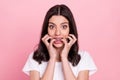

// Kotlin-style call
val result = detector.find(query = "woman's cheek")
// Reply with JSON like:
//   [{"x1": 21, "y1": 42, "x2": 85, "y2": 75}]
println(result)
[
  {"x1": 63, "y1": 30, "x2": 69, "y2": 35},
  {"x1": 48, "y1": 31, "x2": 54, "y2": 36}
]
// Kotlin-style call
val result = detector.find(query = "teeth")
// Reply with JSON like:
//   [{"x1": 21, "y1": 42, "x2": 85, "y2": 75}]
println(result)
[
  {"x1": 56, "y1": 38, "x2": 61, "y2": 40},
  {"x1": 56, "y1": 39, "x2": 61, "y2": 41},
  {"x1": 54, "y1": 38, "x2": 62, "y2": 42}
]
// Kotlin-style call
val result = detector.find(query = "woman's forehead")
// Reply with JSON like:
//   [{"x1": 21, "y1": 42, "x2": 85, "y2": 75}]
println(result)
[{"x1": 49, "y1": 15, "x2": 69, "y2": 24}]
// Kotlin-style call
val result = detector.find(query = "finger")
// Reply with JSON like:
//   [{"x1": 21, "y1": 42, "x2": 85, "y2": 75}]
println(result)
[
  {"x1": 49, "y1": 39, "x2": 56, "y2": 47},
  {"x1": 42, "y1": 34, "x2": 51, "y2": 46},
  {"x1": 69, "y1": 34, "x2": 77, "y2": 39},
  {"x1": 67, "y1": 36, "x2": 74, "y2": 46},
  {"x1": 45, "y1": 37, "x2": 52, "y2": 46},
  {"x1": 61, "y1": 38, "x2": 67, "y2": 45},
  {"x1": 42, "y1": 34, "x2": 49, "y2": 41},
  {"x1": 69, "y1": 34, "x2": 77, "y2": 43}
]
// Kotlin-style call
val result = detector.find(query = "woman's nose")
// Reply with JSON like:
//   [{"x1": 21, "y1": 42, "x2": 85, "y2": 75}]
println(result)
[{"x1": 55, "y1": 28, "x2": 61, "y2": 36}]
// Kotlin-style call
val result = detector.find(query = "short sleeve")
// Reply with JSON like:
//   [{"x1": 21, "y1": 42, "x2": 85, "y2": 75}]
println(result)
[
  {"x1": 22, "y1": 52, "x2": 40, "y2": 75},
  {"x1": 77, "y1": 51, "x2": 97, "y2": 76}
]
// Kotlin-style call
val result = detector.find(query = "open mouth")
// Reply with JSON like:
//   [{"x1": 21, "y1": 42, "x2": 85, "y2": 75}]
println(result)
[{"x1": 54, "y1": 37, "x2": 63, "y2": 44}]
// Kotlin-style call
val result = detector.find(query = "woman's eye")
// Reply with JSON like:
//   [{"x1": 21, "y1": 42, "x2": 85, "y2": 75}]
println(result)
[
  {"x1": 49, "y1": 25, "x2": 54, "y2": 29},
  {"x1": 62, "y1": 25, "x2": 68, "y2": 29}
]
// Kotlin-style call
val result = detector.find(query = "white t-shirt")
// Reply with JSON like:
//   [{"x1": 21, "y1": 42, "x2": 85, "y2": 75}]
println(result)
[{"x1": 22, "y1": 50, "x2": 97, "y2": 80}]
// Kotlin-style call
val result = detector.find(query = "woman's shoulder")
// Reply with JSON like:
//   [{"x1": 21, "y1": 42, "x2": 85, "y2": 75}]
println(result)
[
  {"x1": 76, "y1": 50, "x2": 97, "y2": 75},
  {"x1": 78, "y1": 50, "x2": 90, "y2": 57},
  {"x1": 28, "y1": 52, "x2": 34, "y2": 59},
  {"x1": 22, "y1": 52, "x2": 48, "y2": 76}
]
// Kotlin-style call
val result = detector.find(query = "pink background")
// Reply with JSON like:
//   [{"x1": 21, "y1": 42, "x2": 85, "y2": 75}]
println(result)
[{"x1": 0, "y1": 0, "x2": 120, "y2": 80}]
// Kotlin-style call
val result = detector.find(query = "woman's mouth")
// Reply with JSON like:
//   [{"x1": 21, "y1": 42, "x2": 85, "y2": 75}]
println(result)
[{"x1": 54, "y1": 38, "x2": 63, "y2": 44}]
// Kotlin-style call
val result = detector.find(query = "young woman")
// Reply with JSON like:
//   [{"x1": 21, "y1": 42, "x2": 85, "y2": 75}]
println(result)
[{"x1": 23, "y1": 4, "x2": 97, "y2": 80}]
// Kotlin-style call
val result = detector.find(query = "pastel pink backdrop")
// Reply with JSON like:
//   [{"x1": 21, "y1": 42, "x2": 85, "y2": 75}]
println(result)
[{"x1": 0, "y1": 0, "x2": 120, "y2": 80}]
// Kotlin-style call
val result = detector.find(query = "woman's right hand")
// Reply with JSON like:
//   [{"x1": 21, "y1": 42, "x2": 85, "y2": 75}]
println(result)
[{"x1": 42, "y1": 34, "x2": 57, "y2": 60}]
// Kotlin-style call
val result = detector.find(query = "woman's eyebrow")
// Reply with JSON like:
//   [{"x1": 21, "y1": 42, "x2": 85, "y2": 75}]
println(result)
[
  {"x1": 61, "y1": 22, "x2": 69, "y2": 24},
  {"x1": 48, "y1": 22, "x2": 68, "y2": 25},
  {"x1": 48, "y1": 22, "x2": 55, "y2": 25}
]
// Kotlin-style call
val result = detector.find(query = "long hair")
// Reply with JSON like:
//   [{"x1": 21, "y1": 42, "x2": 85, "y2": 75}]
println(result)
[{"x1": 33, "y1": 4, "x2": 80, "y2": 66}]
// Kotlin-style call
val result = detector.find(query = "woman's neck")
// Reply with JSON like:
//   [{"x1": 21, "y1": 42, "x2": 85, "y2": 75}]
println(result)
[{"x1": 55, "y1": 47, "x2": 63, "y2": 62}]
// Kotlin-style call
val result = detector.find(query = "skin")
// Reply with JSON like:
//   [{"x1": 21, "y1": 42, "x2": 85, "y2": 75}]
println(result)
[{"x1": 30, "y1": 15, "x2": 89, "y2": 80}]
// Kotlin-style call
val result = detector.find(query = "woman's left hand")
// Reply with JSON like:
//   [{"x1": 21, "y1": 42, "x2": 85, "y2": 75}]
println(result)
[{"x1": 60, "y1": 34, "x2": 77, "y2": 59}]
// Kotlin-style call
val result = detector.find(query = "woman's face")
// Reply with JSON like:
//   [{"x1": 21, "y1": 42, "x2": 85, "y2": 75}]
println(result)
[{"x1": 48, "y1": 15, "x2": 70, "y2": 48}]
